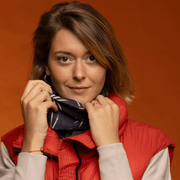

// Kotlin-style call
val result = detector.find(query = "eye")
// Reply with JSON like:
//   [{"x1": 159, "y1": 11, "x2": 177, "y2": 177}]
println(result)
[
  {"x1": 57, "y1": 56, "x2": 70, "y2": 63},
  {"x1": 87, "y1": 55, "x2": 96, "y2": 62}
]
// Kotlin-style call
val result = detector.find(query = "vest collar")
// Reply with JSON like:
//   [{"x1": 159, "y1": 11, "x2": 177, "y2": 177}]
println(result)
[
  {"x1": 66, "y1": 93, "x2": 128, "y2": 149},
  {"x1": 13, "y1": 93, "x2": 128, "y2": 156}
]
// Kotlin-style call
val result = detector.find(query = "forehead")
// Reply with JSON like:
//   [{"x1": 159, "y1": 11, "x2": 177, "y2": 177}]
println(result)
[{"x1": 50, "y1": 29, "x2": 88, "y2": 53}]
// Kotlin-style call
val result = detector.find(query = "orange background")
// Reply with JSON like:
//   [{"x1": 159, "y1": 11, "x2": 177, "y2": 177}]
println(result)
[{"x1": 0, "y1": 0, "x2": 179, "y2": 179}]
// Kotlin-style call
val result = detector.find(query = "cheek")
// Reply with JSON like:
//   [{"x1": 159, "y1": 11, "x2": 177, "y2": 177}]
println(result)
[
  {"x1": 91, "y1": 68, "x2": 106, "y2": 85},
  {"x1": 50, "y1": 68, "x2": 69, "y2": 84}
]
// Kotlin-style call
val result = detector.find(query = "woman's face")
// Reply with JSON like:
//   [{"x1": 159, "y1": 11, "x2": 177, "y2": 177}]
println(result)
[{"x1": 47, "y1": 29, "x2": 106, "y2": 105}]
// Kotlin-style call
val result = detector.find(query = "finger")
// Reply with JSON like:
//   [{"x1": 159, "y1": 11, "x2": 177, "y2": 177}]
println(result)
[
  {"x1": 91, "y1": 100, "x2": 100, "y2": 106},
  {"x1": 96, "y1": 95, "x2": 108, "y2": 105},
  {"x1": 105, "y1": 97, "x2": 119, "y2": 113},
  {"x1": 42, "y1": 101, "x2": 58, "y2": 112},
  {"x1": 29, "y1": 91, "x2": 58, "y2": 111},
  {"x1": 104, "y1": 97, "x2": 115, "y2": 105},
  {"x1": 21, "y1": 83, "x2": 52, "y2": 104},
  {"x1": 23, "y1": 80, "x2": 50, "y2": 95},
  {"x1": 21, "y1": 80, "x2": 51, "y2": 100},
  {"x1": 32, "y1": 90, "x2": 52, "y2": 103},
  {"x1": 28, "y1": 81, "x2": 52, "y2": 95},
  {"x1": 84, "y1": 102, "x2": 94, "y2": 114}
]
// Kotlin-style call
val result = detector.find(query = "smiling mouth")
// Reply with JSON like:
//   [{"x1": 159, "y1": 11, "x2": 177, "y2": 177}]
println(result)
[
  {"x1": 69, "y1": 86, "x2": 89, "y2": 89},
  {"x1": 68, "y1": 86, "x2": 90, "y2": 93}
]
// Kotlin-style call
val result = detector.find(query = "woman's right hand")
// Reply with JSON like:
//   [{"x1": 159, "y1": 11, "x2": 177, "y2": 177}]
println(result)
[{"x1": 20, "y1": 80, "x2": 58, "y2": 154}]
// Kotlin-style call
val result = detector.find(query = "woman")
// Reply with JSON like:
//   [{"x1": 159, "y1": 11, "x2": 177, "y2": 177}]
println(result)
[{"x1": 0, "y1": 1, "x2": 175, "y2": 180}]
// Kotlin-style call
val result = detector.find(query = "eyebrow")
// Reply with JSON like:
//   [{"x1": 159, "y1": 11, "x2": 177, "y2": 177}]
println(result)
[{"x1": 53, "y1": 50, "x2": 91, "y2": 56}]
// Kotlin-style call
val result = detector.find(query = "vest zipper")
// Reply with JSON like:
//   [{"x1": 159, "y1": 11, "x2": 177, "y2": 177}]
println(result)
[{"x1": 74, "y1": 141, "x2": 82, "y2": 180}]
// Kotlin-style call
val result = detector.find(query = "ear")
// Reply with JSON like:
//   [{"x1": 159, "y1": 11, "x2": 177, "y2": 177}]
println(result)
[{"x1": 45, "y1": 66, "x2": 51, "y2": 76}]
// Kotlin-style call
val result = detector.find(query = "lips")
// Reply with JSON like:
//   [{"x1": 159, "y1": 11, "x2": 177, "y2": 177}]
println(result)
[
  {"x1": 69, "y1": 86, "x2": 89, "y2": 89},
  {"x1": 68, "y1": 86, "x2": 90, "y2": 93}
]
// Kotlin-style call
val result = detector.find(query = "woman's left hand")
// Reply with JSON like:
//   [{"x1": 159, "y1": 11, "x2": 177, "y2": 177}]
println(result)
[{"x1": 85, "y1": 95, "x2": 120, "y2": 147}]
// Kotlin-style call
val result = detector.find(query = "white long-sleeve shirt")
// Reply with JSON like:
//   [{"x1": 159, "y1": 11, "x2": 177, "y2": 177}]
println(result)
[{"x1": 0, "y1": 142, "x2": 171, "y2": 180}]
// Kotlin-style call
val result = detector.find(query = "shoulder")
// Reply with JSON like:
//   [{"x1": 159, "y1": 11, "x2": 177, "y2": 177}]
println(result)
[
  {"x1": 126, "y1": 119, "x2": 173, "y2": 143},
  {"x1": 125, "y1": 119, "x2": 175, "y2": 147},
  {"x1": 1, "y1": 125, "x2": 25, "y2": 165},
  {"x1": 126, "y1": 119, "x2": 163, "y2": 134},
  {"x1": 123, "y1": 119, "x2": 175, "y2": 163},
  {"x1": 1, "y1": 125, "x2": 25, "y2": 149}
]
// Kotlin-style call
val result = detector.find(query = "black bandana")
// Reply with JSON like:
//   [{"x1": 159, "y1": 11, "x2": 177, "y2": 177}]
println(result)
[{"x1": 47, "y1": 89, "x2": 89, "y2": 138}]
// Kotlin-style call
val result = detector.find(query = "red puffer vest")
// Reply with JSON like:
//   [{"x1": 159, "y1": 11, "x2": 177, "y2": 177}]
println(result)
[{"x1": 1, "y1": 93, "x2": 175, "y2": 180}]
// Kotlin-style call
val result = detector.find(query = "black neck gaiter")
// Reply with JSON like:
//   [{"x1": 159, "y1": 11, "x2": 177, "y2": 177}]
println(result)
[{"x1": 47, "y1": 89, "x2": 90, "y2": 139}]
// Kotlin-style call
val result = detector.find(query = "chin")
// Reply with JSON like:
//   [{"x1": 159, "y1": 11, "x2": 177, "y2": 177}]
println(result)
[
  {"x1": 75, "y1": 98, "x2": 89, "y2": 105},
  {"x1": 73, "y1": 96, "x2": 94, "y2": 105},
  {"x1": 59, "y1": 89, "x2": 98, "y2": 105}
]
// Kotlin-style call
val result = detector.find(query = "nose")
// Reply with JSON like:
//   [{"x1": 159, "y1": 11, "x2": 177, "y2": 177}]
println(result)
[{"x1": 73, "y1": 59, "x2": 86, "y2": 81}]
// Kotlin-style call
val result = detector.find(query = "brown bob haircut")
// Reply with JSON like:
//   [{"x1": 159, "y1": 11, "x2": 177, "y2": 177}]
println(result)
[{"x1": 30, "y1": 1, "x2": 134, "y2": 103}]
